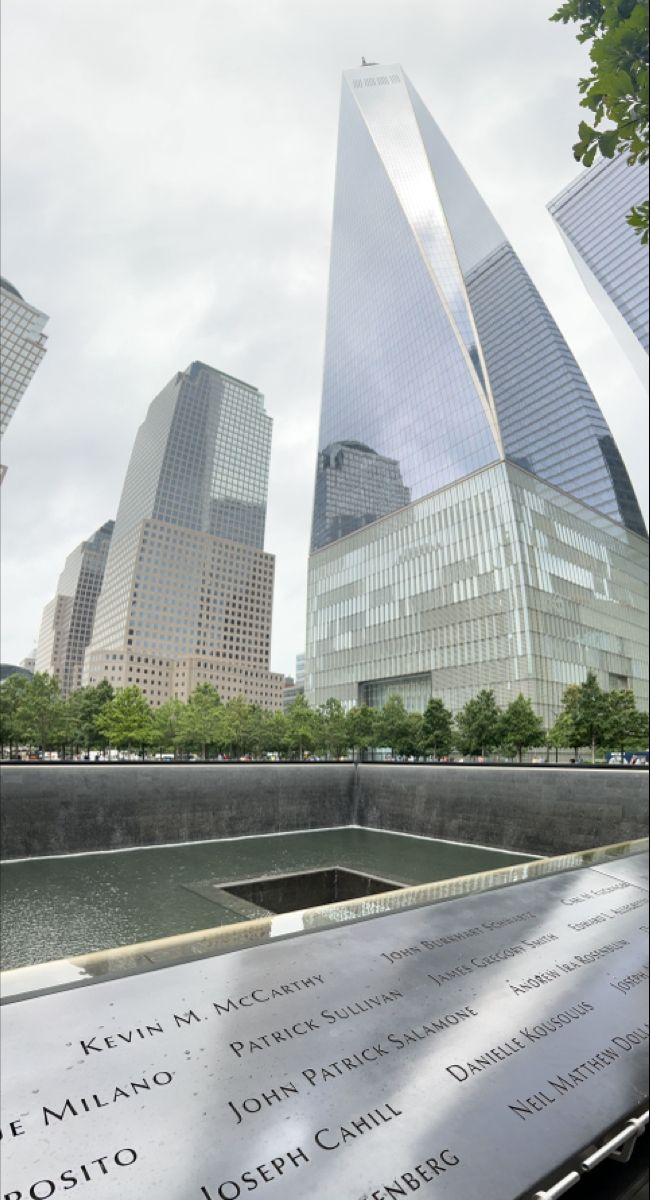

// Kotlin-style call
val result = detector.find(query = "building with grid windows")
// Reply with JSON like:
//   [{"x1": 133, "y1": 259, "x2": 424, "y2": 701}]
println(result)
[
  {"x1": 0, "y1": 276, "x2": 49, "y2": 475},
  {"x1": 305, "y1": 64, "x2": 648, "y2": 725},
  {"x1": 36, "y1": 521, "x2": 114, "y2": 697},
  {"x1": 83, "y1": 363, "x2": 283, "y2": 708},
  {"x1": 548, "y1": 155, "x2": 649, "y2": 384}
]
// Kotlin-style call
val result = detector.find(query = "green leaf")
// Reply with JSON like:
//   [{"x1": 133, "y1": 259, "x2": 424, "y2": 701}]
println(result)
[
  {"x1": 626, "y1": 199, "x2": 650, "y2": 241},
  {"x1": 598, "y1": 128, "x2": 620, "y2": 155},
  {"x1": 582, "y1": 144, "x2": 599, "y2": 165}
]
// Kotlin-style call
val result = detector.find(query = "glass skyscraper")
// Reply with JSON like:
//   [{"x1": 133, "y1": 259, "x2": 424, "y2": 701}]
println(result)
[
  {"x1": 36, "y1": 521, "x2": 114, "y2": 697},
  {"x1": 306, "y1": 64, "x2": 648, "y2": 723},
  {"x1": 548, "y1": 155, "x2": 649, "y2": 384},
  {"x1": 0, "y1": 276, "x2": 49, "y2": 479},
  {"x1": 84, "y1": 363, "x2": 283, "y2": 708}
]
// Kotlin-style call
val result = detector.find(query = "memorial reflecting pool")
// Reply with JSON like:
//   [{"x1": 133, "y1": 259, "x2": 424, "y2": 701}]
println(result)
[{"x1": 1, "y1": 828, "x2": 533, "y2": 970}]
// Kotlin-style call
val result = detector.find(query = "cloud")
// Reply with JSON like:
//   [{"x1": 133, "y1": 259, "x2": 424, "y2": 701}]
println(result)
[{"x1": 1, "y1": 0, "x2": 647, "y2": 674}]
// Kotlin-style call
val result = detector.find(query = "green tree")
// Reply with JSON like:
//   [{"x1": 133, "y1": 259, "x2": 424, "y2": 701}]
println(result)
[
  {"x1": 500, "y1": 694, "x2": 546, "y2": 763},
  {"x1": 419, "y1": 697, "x2": 454, "y2": 759},
  {"x1": 318, "y1": 697, "x2": 349, "y2": 759},
  {"x1": 455, "y1": 689, "x2": 502, "y2": 759},
  {"x1": 244, "y1": 705, "x2": 272, "y2": 759},
  {"x1": 561, "y1": 671, "x2": 609, "y2": 763},
  {"x1": 151, "y1": 698, "x2": 185, "y2": 755},
  {"x1": 222, "y1": 696, "x2": 253, "y2": 758},
  {"x1": 546, "y1": 711, "x2": 576, "y2": 762},
  {"x1": 377, "y1": 695, "x2": 412, "y2": 758},
  {"x1": 603, "y1": 689, "x2": 648, "y2": 758},
  {"x1": 17, "y1": 673, "x2": 67, "y2": 752},
  {"x1": 402, "y1": 712, "x2": 423, "y2": 758},
  {"x1": 346, "y1": 705, "x2": 378, "y2": 762},
  {"x1": 96, "y1": 686, "x2": 154, "y2": 754},
  {"x1": 0, "y1": 673, "x2": 32, "y2": 755},
  {"x1": 285, "y1": 694, "x2": 316, "y2": 760},
  {"x1": 264, "y1": 709, "x2": 288, "y2": 757},
  {"x1": 179, "y1": 683, "x2": 222, "y2": 759},
  {"x1": 551, "y1": 0, "x2": 649, "y2": 241},
  {"x1": 68, "y1": 681, "x2": 115, "y2": 752}
]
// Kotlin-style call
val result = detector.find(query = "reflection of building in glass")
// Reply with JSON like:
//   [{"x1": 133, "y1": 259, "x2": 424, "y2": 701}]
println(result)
[
  {"x1": 84, "y1": 363, "x2": 283, "y2": 709},
  {"x1": 0, "y1": 277, "x2": 49, "y2": 436},
  {"x1": 36, "y1": 522, "x2": 114, "y2": 697},
  {"x1": 1, "y1": 276, "x2": 49, "y2": 478},
  {"x1": 282, "y1": 677, "x2": 304, "y2": 712},
  {"x1": 548, "y1": 156, "x2": 649, "y2": 383},
  {"x1": 284, "y1": 651, "x2": 306, "y2": 711},
  {"x1": 306, "y1": 64, "x2": 648, "y2": 723},
  {"x1": 312, "y1": 441, "x2": 410, "y2": 550}
]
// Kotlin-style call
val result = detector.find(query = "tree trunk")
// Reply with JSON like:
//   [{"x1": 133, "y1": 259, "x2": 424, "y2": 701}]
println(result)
[{"x1": 591, "y1": 735, "x2": 596, "y2": 765}]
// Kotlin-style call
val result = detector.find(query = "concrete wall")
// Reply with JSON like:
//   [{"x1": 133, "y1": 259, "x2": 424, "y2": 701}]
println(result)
[{"x1": 0, "y1": 763, "x2": 647, "y2": 860}]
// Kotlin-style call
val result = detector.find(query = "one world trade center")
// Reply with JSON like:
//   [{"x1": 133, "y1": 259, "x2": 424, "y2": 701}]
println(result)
[{"x1": 305, "y1": 63, "x2": 648, "y2": 723}]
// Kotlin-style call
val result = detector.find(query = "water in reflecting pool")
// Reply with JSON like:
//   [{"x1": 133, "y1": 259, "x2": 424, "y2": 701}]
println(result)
[{"x1": 1, "y1": 828, "x2": 533, "y2": 970}]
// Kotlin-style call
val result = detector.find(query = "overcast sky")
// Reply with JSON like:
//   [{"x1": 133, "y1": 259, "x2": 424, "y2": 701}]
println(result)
[{"x1": 1, "y1": 0, "x2": 648, "y2": 678}]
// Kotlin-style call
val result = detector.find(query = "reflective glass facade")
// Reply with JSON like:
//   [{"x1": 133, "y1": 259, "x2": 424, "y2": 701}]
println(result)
[
  {"x1": 306, "y1": 65, "x2": 649, "y2": 716},
  {"x1": 311, "y1": 65, "x2": 646, "y2": 550},
  {"x1": 84, "y1": 364, "x2": 283, "y2": 709},
  {"x1": 112, "y1": 362, "x2": 271, "y2": 551},
  {"x1": 548, "y1": 155, "x2": 649, "y2": 382},
  {"x1": 0, "y1": 276, "x2": 48, "y2": 438}
]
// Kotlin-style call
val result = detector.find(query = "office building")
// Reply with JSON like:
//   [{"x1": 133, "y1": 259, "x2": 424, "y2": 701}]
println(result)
[
  {"x1": 283, "y1": 653, "x2": 306, "y2": 711},
  {"x1": 548, "y1": 155, "x2": 649, "y2": 383},
  {"x1": 83, "y1": 363, "x2": 283, "y2": 709},
  {"x1": 305, "y1": 64, "x2": 648, "y2": 724},
  {"x1": 36, "y1": 521, "x2": 114, "y2": 696},
  {"x1": 0, "y1": 276, "x2": 49, "y2": 477}
]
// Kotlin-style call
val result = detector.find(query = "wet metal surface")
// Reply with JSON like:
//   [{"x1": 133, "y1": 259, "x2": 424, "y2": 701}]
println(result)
[{"x1": 1, "y1": 853, "x2": 648, "y2": 1199}]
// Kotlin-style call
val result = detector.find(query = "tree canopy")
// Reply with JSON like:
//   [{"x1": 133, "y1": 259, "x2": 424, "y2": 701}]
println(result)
[
  {"x1": 500, "y1": 694, "x2": 546, "y2": 763},
  {"x1": 96, "y1": 686, "x2": 154, "y2": 751},
  {"x1": 2, "y1": 670, "x2": 646, "y2": 764},
  {"x1": 419, "y1": 698, "x2": 454, "y2": 759},
  {"x1": 551, "y1": 0, "x2": 649, "y2": 241},
  {"x1": 454, "y1": 690, "x2": 502, "y2": 758}
]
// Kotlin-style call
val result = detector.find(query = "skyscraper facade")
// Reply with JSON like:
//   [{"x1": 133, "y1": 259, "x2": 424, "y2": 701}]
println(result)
[
  {"x1": 83, "y1": 363, "x2": 283, "y2": 708},
  {"x1": 0, "y1": 277, "x2": 49, "y2": 476},
  {"x1": 306, "y1": 64, "x2": 648, "y2": 724},
  {"x1": 548, "y1": 155, "x2": 649, "y2": 383},
  {"x1": 36, "y1": 521, "x2": 114, "y2": 697}
]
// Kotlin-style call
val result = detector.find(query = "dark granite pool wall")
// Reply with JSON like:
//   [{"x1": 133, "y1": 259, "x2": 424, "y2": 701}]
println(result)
[
  {"x1": 356, "y1": 765, "x2": 649, "y2": 856},
  {"x1": 0, "y1": 764, "x2": 647, "y2": 860},
  {"x1": 0, "y1": 765, "x2": 354, "y2": 860}
]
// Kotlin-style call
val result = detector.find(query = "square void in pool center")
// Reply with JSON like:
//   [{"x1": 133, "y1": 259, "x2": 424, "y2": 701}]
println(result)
[{"x1": 186, "y1": 866, "x2": 406, "y2": 918}]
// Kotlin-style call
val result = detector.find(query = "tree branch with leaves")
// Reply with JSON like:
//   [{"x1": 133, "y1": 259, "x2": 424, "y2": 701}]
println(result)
[{"x1": 551, "y1": 0, "x2": 649, "y2": 242}]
